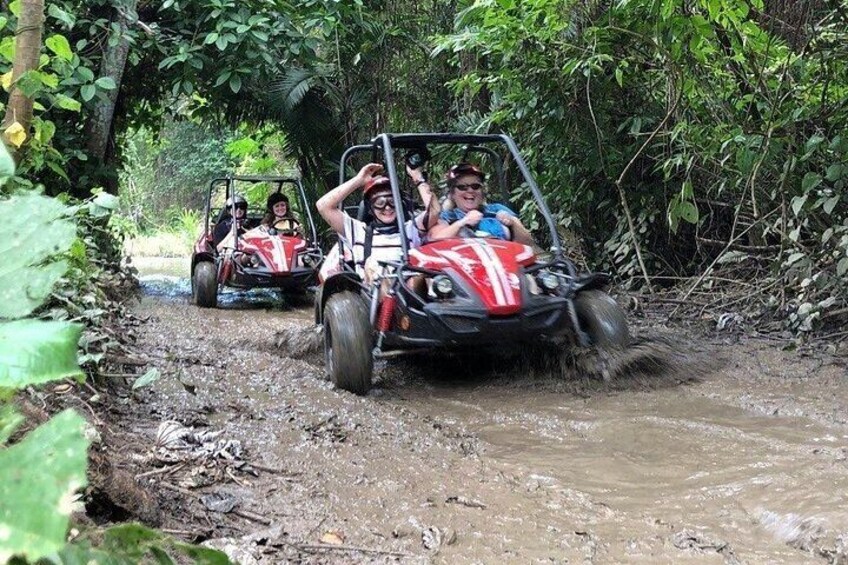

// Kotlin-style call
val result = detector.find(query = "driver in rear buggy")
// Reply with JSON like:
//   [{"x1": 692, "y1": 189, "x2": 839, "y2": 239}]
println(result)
[
  {"x1": 261, "y1": 192, "x2": 302, "y2": 234},
  {"x1": 316, "y1": 162, "x2": 439, "y2": 287}
]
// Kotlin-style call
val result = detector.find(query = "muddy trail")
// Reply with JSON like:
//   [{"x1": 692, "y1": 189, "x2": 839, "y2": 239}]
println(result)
[{"x1": 98, "y1": 258, "x2": 848, "y2": 563}]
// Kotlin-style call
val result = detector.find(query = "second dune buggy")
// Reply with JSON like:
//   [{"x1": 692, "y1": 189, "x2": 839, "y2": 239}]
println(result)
[{"x1": 191, "y1": 175, "x2": 323, "y2": 308}]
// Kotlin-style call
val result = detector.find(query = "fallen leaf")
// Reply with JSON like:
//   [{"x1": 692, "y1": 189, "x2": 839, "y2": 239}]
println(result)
[
  {"x1": 445, "y1": 495, "x2": 486, "y2": 509},
  {"x1": 52, "y1": 383, "x2": 73, "y2": 394},
  {"x1": 4, "y1": 121, "x2": 26, "y2": 148},
  {"x1": 320, "y1": 531, "x2": 345, "y2": 545},
  {"x1": 422, "y1": 526, "x2": 442, "y2": 551},
  {"x1": 200, "y1": 492, "x2": 237, "y2": 513}
]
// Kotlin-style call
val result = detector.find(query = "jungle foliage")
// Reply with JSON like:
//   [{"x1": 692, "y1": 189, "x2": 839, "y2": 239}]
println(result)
[{"x1": 2, "y1": 0, "x2": 845, "y2": 318}]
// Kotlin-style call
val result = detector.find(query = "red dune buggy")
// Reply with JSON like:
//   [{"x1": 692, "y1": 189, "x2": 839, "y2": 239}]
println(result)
[
  {"x1": 315, "y1": 133, "x2": 629, "y2": 394},
  {"x1": 191, "y1": 175, "x2": 322, "y2": 308}
]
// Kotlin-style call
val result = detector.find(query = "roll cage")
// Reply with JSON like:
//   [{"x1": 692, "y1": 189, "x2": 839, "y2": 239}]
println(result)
[{"x1": 338, "y1": 133, "x2": 565, "y2": 262}]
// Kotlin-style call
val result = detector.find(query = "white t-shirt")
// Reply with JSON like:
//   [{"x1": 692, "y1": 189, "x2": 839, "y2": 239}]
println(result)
[{"x1": 343, "y1": 215, "x2": 421, "y2": 274}]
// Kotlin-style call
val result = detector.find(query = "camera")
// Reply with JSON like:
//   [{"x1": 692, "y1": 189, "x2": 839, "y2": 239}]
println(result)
[{"x1": 404, "y1": 147, "x2": 431, "y2": 170}]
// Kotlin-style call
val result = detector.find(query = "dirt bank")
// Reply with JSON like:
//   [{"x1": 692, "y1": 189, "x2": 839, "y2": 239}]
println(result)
[{"x1": 88, "y1": 271, "x2": 848, "y2": 563}]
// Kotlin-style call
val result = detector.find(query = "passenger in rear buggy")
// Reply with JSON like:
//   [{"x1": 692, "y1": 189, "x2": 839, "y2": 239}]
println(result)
[
  {"x1": 214, "y1": 195, "x2": 248, "y2": 252},
  {"x1": 430, "y1": 162, "x2": 535, "y2": 246},
  {"x1": 316, "y1": 162, "x2": 440, "y2": 289}
]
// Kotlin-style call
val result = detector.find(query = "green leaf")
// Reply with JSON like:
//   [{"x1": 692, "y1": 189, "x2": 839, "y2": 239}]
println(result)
[
  {"x1": 0, "y1": 409, "x2": 89, "y2": 563},
  {"x1": 838, "y1": 257, "x2": 848, "y2": 277},
  {"x1": 94, "y1": 77, "x2": 117, "y2": 90},
  {"x1": 0, "y1": 142, "x2": 13, "y2": 187},
  {"x1": 76, "y1": 67, "x2": 94, "y2": 82},
  {"x1": 132, "y1": 368, "x2": 161, "y2": 390},
  {"x1": 34, "y1": 71, "x2": 59, "y2": 89},
  {"x1": 826, "y1": 164, "x2": 845, "y2": 182},
  {"x1": 0, "y1": 194, "x2": 77, "y2": 319},
  {"x1": 0, "y1": 320, "x2": 83, "y2": 388},
  {"x1": 80, "y1": 84, "x2": 96, "y2": 102},
  {"x1": 0, "y1": 37, "x2": 14, "y2": 62},
  {"x1": 213, "y1": 70, "x2": 232, "y2": 87},
  {"x1": 790, "y1": 194, "x2": 807, "y2": 216},
  {"x1": 823, "y1": 196, "x2": 840, "y2": 215},
  {"x1": 44, "y1": 35, "x2": 73, "y2": 61},
  {"x1": 9, "y1": 0, "x2": 20, "y2": 17},
  {"x1": 786, "y1": 252, "x2": 805, "y2": 265},
  {"x1": 91, "y1": 192, "x2": 119, "y2": 211},
  {"x1": 801, "y1": 172, "x2": 822, "y2": 193},
  {"x1": 47, "y1": 4, "x2": 75, "y2": 27},
  {"x1": 229, "y1": 74, "x2": 242, "y2": 93},
  {"x1": 0, "y1": 407, "x2": 24, "y2": 445},
  {"x1": 55, "y1": 93, "x2": 82, "y2": 112},
  {"x1": 678, "y1": 201, "x2": 699, "y2": 224}
]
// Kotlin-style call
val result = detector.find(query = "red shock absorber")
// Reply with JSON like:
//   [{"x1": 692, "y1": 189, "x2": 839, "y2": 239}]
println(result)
[
  {"x1": 377, "y1": 294, "x2": 397, "y2": 332},
  {"x1": 219, "y1": 258, "x2": 231, "y2": 283}
]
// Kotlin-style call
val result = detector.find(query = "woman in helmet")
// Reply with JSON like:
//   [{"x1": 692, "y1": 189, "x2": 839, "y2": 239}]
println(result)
[
  {"x1": 214, "y1": 194, "x2": 248, "y2": 250},
  {"x1": 261, "y1": 192, "x2": 301, "y2": 234},
  {"x1": 316, "y1": 162, "x2": 439, "y2": 284},
  {"x1": 430, "y1": 162, "x2": 534, "y2": 245}
]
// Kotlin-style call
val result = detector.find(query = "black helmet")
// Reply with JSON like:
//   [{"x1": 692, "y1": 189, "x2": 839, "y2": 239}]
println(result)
[{"x1": 266, "y1": 192, "x2": 289, "y2": 211}]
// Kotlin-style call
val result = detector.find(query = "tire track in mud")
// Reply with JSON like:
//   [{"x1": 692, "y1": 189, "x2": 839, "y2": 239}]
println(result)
[{"x1": 121, "y1": 289, "x2": 848, "y2": 563}]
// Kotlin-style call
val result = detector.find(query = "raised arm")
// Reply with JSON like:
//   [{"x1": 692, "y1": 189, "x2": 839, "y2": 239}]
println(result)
[
  {"x1": 316, "y1": 163, "x2": 383, "y2": 234},
  {"x1": 406, "y1": 163, "x2": 440, "y2": 234}
]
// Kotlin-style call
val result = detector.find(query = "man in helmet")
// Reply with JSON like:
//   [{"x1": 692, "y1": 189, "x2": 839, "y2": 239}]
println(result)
[
  {"x1": 316, "y1": 162, "x2": 439, "y2": 284},
  {"x1": 430, "y1": 162, "x2": 534, "y2": 245},
  {"x1": 214, "y1": 194, "x2": 248, "y2": 251}
]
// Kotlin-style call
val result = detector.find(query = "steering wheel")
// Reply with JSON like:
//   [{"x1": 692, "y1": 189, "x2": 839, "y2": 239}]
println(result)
[{"x1": 272, "y1": 218, "x2": 302, "y2": 236}]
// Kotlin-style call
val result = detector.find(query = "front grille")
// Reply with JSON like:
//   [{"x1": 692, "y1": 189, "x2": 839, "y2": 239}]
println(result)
[{"x1": 440, "y1": 314, "x2": 482, "y2": 334}]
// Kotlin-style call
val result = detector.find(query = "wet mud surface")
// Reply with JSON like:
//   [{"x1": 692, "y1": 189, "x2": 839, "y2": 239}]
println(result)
[{"x1": 107, "y1": 263, "x2": 848, "y2": 563}]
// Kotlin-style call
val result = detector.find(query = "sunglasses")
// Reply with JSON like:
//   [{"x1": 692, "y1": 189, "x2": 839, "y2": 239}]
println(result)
[
  {"x1": 234, "y1": 204, "x2": 247, "y2": 211},
  {"x1": 370, "y1": 196, "x2": 396, "y2": 211},
  {"x1": 454, "y1": 182, "x2": 483, "y2": 192}
]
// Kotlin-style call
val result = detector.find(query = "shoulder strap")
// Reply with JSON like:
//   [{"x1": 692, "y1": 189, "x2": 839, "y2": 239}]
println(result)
[{"x1": 364, "y1": 223, "x2": 374, "y2": 261}]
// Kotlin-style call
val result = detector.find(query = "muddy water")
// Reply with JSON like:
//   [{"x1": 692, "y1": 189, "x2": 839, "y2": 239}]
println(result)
[
  {"x1": 129, "y1": 258, "x2": 848, "y2": 563},
  {"x1": 400, "y1": 378, "x2": 848, "y2": 562}
]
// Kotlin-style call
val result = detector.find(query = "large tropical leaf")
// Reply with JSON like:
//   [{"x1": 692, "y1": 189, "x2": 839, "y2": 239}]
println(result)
[
  {"x1": 0, "y1": 409, "x2": 88, "y2": 563},
  {"x1": 0, "y1": 320, "x2": 83, "y2": 389},
  {"x1": 0, "y1": 194, "x2": 77, "y2": 320}
]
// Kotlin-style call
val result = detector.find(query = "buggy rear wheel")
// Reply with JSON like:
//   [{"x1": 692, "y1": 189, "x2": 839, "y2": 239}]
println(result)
[
  {"x1": 574, "y1": 290, "x2": 630, "y2": 348},
  {"x1": 193, "y1": 261, "x2": 218, "y2": 308},
  {"x1": 323, "y1": 291, "x2": 373, "y2": 395}
]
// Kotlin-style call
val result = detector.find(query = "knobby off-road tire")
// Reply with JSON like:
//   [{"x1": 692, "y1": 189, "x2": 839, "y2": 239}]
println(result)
[
  {"x1": 193, "y1": 261, "x2": 218, "y2": 308},
  {"x1": 323, "y1": 291, "x2": 373, "y2": 395},
  {"x1": 574, "y1": 290, "x2": 630, "y2": 348}
]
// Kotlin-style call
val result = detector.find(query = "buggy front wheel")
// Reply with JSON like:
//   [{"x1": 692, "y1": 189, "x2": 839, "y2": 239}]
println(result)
[
  {"x1": 574, "y1": 290, "x2": 630, "y2": 348},
  {"x1": 323, "y1": 291, "x2": 373, "y2": 394},
  {"x1": 193, "y1": 261, "x2": 218, "y2": 308}
]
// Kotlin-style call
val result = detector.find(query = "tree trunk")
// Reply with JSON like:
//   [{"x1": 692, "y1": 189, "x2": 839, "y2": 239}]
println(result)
[
  {"x1": 1, "y1": 0, "x2": 44, "y2": 157},
  {"x1": 82, "y1": 0, "x2": 138, "y2": 189}
]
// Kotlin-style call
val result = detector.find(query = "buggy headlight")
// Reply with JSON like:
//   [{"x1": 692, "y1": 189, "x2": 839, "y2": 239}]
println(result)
[
  {"x1": 538, "y1": 270, "x2": 560, "y2": 292},
  {"x1": 248, "y1": 254, "x2": 262, "y2": 268},
  {"x1": 432, "y1": 275, "x2": 454, "y2": 297}
]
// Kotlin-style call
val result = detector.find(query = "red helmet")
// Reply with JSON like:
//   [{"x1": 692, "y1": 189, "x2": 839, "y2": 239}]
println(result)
[
  {"x1": 363, "y1": 175, "x2": 391, "y2": 199},
  {"x1": 446, "y1": 162, "x2": 485, "y2": 185}
]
